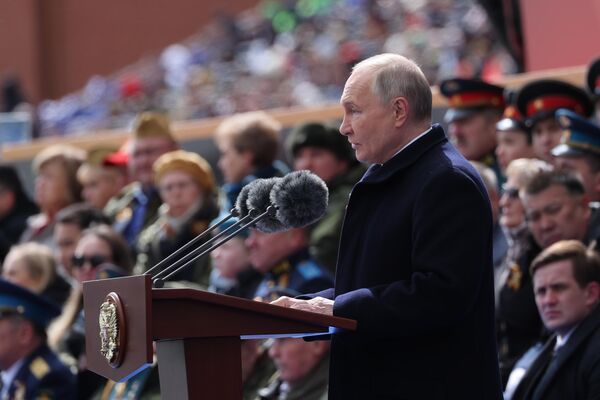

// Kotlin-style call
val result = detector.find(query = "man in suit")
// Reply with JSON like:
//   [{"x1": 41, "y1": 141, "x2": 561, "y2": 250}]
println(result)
[
  {"x1": 273, "y1": 53, "x2": 502, "y2": 399},
  {"x1": 511, "y1": 240, "x2": 600, "y2": 400},
  {"x1": 0, "y1": 279, "x2": 76, "y2": 399}
]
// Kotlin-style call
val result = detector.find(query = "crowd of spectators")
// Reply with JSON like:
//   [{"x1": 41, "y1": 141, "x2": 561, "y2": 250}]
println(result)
[
  {"x1": 2, "y1": 1, "x2": 600, "y2": 399},
  {"x1": 33, "y1": 0, "x2": 516, "y2": 138}
]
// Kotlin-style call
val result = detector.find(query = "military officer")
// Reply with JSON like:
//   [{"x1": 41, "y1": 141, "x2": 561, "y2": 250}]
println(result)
[
  {"x1": 0, "y1": 279, "x2": 76, "y2": 400},
  {"x1": 515, "y1": 79, "x2": 593, "y2": 165},
  {"x1": 440, "y1": 77, "x2": 505, "y2": 184}
]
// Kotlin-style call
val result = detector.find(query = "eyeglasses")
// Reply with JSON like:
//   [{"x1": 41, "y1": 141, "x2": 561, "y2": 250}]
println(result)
[
  {"x1": 71, "y1": 254, "x2": 108, "y2": 269},
  {"x1": 502, "y1": 185, "x2": 520, "y2": 199}
]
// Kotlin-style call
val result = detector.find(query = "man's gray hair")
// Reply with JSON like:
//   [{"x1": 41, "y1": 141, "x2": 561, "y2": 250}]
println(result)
[{"x1": 353, "y1": 53, "x2": 432, "y2": 123}]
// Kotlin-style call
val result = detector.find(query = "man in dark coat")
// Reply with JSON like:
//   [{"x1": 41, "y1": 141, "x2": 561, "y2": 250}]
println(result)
[
  {"x1": 511, "y1": 240, "x2": 600, "y2": 400},
  {"x1": 273, "y1": 53, "x2": 502, "y2": 399}
]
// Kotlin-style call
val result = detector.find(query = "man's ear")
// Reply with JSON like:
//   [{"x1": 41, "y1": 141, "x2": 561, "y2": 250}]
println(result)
[
  {"x1": 584, "y1": 281, "x2": 600, "y2": 306},
  {"x1": 392, "y1": 97, "x2": 409, "y2": 127}
]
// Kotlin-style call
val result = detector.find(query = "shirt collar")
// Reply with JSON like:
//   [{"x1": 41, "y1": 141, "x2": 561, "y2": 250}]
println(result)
[
  {"x1": 555, "y1": 325, "x2": 578, "y2": 351},
  {"x1": 1, "y1": 357, "x2": 25, "y2": 398}
]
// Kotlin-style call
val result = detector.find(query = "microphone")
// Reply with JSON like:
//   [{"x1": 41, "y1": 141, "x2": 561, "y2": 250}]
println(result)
[
  {"x1": 246, "y1": 177, "x2": 286, "y2": 233},
  {"x1": 150, "y1": 177, "x2": 278, "y2": 285},
  {"x1": 270, "y1": 170, "x2": 329, "y2": 229},
  {"x1": 151, "y1": 171, "x2": 329, "y2": 287}
]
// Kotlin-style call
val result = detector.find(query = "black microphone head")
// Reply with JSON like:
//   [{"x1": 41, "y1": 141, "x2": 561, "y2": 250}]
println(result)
[
  {"x1": 270, "y1": 170, "x2": 328, "y2": 228},
  {"x1": 246, "y1": 177, "x2": 286, "y2": 233},
  {"x1": 234, "y1": 183, "x2": 253, "y2": 217}
]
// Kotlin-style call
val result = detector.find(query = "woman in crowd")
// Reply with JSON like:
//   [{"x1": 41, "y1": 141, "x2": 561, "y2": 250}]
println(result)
[
  {"x1": 48, "y1": 224, "x2": 133, "y2": 399},
  {"x1": 20, "y1": 144, "x2": 86, "y2": 247},
  {"x1": 135, "y1": 150, "x2": 219, "y2": 286},
  {"x1": 2, "y1": 241, "x2": 73, "y2": 307}
]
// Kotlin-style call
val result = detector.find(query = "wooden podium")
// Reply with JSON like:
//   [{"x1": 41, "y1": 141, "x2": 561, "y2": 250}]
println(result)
[{"x1": 83, "y1": 275, "x2": 356, "y2": 399}]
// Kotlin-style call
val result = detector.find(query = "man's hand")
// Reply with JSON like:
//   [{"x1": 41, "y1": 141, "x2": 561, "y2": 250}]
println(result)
[{"x1": 270, "y1": 296, "x2": 334, "y2": 316}]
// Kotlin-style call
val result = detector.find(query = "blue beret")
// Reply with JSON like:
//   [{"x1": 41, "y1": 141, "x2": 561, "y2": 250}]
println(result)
[
  {"x1": 0, "y1": 279, "x2": 61, "y2": 329},
  {"x1": 552, "y1": 109, "x2": 600, "y2": 157}
]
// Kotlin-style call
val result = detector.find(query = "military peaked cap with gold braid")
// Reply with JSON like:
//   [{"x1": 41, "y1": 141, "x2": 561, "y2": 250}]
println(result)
[
  {"x1": 440, "y1": 78, "x2": 505, "y2": 123},
  {"x1": 516, "y1": 79, "x2": 593, "y2": 127}
]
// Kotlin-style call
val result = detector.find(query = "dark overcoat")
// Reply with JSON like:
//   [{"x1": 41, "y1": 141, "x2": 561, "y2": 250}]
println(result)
[{"x1": 314, "y1": 125, "x2": 502, "y2": 399}]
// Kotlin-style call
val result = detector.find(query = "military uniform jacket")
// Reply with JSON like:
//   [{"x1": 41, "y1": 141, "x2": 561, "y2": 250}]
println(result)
[
  {"x1": 256, "y1": 356, "x2": 329, "y2": 400},
  {"x1": 309, "y1": 125, "x2": 502, "y2": 399},
  {"x1": 511, "y1": 304, "x2": 600, "y2": 400},
  {"x1": 253, "y1": 249, "x2": 333, "y2": 301},
  {"x1": 104, "y1": 183, "x2": 163, "y2": 246},
  {"x1": 309, "y1": 163, "x2": 366, "y2": 273},
  {"x1": 3, "y1": 344, "x2": 76, "y2": 400},
  {"x1": 134, "y1": 200, "x2": 219, "y2": 286}
]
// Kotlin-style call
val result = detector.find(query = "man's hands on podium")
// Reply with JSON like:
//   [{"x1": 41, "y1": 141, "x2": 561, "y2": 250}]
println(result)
[{"x1": 270, "y1": 296, "x2": 334, "y2": 315}]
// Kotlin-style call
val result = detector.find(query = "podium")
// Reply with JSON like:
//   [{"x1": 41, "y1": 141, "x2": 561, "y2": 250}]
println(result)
[{"x1": 83, "y1": 275, "x2": 356, "y2": 399}]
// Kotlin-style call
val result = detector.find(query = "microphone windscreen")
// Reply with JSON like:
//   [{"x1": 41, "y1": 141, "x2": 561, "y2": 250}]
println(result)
[
  {"x1": 234, "y1": 183, "x2": 252, "y2": 217},
  {"x1": 270, "y1": 170, "x2": 328, "y2": 228},
  {"x1": 246, "y1": 177, "x2": 286, "y2": 232}
]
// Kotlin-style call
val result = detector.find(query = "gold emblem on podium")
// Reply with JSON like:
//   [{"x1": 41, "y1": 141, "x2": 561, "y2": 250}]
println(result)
[{"x1": 99, "y1": 292, "x2": 127, "y2": 368}]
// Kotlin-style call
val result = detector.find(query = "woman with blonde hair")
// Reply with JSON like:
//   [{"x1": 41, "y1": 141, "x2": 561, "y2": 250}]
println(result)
[{"x1": 2, "y1": 241, "x2": 72, "y2": 306}]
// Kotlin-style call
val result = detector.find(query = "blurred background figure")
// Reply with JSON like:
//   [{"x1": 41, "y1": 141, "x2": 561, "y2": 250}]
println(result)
[
  {"x1": 516, "y1": 79, "x2": 593, "y2": 165},
  {"x1": 2, "y1": 242, "x2": 72, "y2": 307},
  {"x1": 285, "y1": 122, "x2": 366, "y2": 272},
  {"x1": 246, "y1": 227, "x2": 333, "y2": 301},
  {"x1": 0, "y1": 279, "x2": 76, "y2": 400},
  {"x1": 0, "y1": 164, "x2": 38, "y2": 263},
  {"x1": 48, "y1": 224, "x2": 133, "y2": 399},
  {"x1": 496, "y1": 158, "x2": 552, "y2": 385},
  {"x1": 209, "y1": 219, "x2": 263, "y2": 299},
  {"x1": 53, "y1": 203, "x2": 112, "y2": 278},
  {"x1": 257, "y1": 338, "x2": 330, "y2": 400},
  {"x1": 586, "y1": 57, "x2": 600, "y2": 123},
  {"x1": 552, "y1": 109, "x2": 600, "y2": 203},
  {"x1": 470, "y1": 161, "x2": 507, "y2": 280},
  {"x1": 440, "y1": 78, "x2": 505, "y2": 184},
  {"x1": 241, "y1": 340, "x2": 276, "y2": 400},
  {"x1": 214, "y1": 111, "x2": 288, "y2": 214},
  {"x1": 495, "y1": 90, "x2": 536, "y2": 174},
  {"x1": 135, "y1": 150, "x2": 219, "y2": 286},
  {"x1": 20, "y1": 144, "x2": 86, "y2": 247},
  {"x1": 77, "y1": 147, "x2": 128, "y2": 210},
  {"x1": 105, "y1": 112, "x2": 179, "y2": 246}
]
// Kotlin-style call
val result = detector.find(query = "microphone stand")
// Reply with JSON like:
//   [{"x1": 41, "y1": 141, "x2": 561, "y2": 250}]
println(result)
[
  {"x1": 144, "y1": 209, "x2": 239, "y2": 278},
  {"x1": 152, "y1": 206, "x2": 276, "y2": 288}
]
